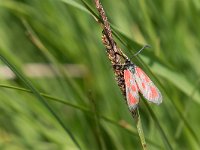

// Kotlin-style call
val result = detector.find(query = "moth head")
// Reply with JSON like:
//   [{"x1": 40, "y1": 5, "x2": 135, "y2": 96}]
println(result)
[{"x1": 124, "y1": 59, "x2": 135, "y2": 72}]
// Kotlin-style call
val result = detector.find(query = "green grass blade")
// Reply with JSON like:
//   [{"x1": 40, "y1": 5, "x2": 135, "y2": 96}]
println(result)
[
  {"x1": 61, "y1": 0, "x2": 90, "y2": 14},
  {"x1": 0, "y1": 83, "x2": 163, "y2": 149},
  {"x1": 22, "y1": 19, "x2": 88, "y2": 104},
  {"x1": 138, "y1": 56, "x2": 200, "y2": 146},
  {"x1": 143, "y1": 100, "x2": 173, "y2": 150},
  {"x1": 0, "y1": 54, "x2": 81, "y2": 149},
  {"x1": 88, "y1": 93, "x2": 106, "y2": 150},
  {"x1": 0, "y1": 84, "x2": 89, "y2": 113},
  {"x1": 175, "y1": 80, "x2": 200, "y2": 142}
]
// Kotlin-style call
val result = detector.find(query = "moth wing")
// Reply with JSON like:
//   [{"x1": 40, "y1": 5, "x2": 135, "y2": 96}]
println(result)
[
  {"x1": 124, "y1": 69, "x2": 140, "y2": 111},
  {"x1": 134, "y1": 66, "x2": 162, "y2": 104}
]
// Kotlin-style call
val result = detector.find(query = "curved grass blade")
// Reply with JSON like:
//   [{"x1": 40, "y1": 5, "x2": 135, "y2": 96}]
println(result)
[
  {"x1": 61, "y1": 0, "x2": 90, "y2": 14},
  {"x1": 0, "y1": 84, "x2": 89, "y2": 112},
  {"x1": 0, "y1": 55, "x2": 81, "y2": 150},
  {"x1": 88, "y1": 93, "x2": 106, "y2": 150},
  {"x1": 0, "y1": 83, "x2": 163, "y2": 149},
  {"x1": 0, "y1": 0, "x2": 32, "y2": 15},
  {"x1": 175, "y1": 79, "x2": 200, "y2": 144},
  {"x1": 22, "y1": 19, "x2": 88, "y2": 104},
  {"x1": 143, "y1": 99, "x2": 173, "y2": 150},
  {"x1": 138, "y1": 56, "x2": 200, "y2": 147}
]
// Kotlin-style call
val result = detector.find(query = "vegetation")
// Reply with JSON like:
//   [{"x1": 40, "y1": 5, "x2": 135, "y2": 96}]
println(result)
[{"x1": 0, "y1": 0, "x2": 200, "y2": 149}]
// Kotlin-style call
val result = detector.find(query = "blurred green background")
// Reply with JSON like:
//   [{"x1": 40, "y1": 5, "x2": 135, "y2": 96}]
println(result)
[{"x1": 0, "y1": 0, "x2": 200, "y2": 149}]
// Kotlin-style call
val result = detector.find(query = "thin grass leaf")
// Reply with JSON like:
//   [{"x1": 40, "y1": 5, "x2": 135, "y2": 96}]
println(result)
[
  {"x1": 79, "y1": 0, "x2": 99, "y2": 19},
  {"x1": 0, "y1": 83, "x2": 163, "y2": 149},
  {"x1": 0, "y1": 54, "x2": 81, "y2": 149},
  {"x1": 22, "y1": 19, "x2": 89, "y2": 104},
  {"x1": 138, "y1": 56, "x2": 200, "y2": 147},
  {"x1": 0, "y1": 84, "x2": 90, "y2": 112},
  {"x1": 88, "y1": 92, "x2": 106, "y2": 150},
  {"x1": 142, "y1": 99, "x2": 173, "y2": 150},
  {"x1": 0, "y1": 0, "x2": 32, "y2": 15},
  {"x1": 150, "y1": 60, "x2": 200, "y2": 103},
  {"x1": 61, "y1": 0, "x2": 90, "y2": 14},
  {"x1": 175, "y1": 79, "x2": 200, "y2": 142}
]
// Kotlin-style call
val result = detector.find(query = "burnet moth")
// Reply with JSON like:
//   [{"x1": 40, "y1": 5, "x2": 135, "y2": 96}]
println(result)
[
  {"x1": 95, "y1": 0, "x2": 162, "y2": 113},
  {"x1": 118, "y1": 46, "x2": 162, "y2": 112}
]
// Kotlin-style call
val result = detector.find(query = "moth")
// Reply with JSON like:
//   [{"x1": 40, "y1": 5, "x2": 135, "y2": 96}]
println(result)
[
  {"x1": 95, "y1": 0, "x2": 162, "y2": 113},
  {"x1": 119, "y1": 57, "x2": 162, "y2": 112}
]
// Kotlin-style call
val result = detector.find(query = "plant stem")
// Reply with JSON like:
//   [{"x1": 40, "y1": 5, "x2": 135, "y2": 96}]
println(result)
[{"x1": 134, "y1": 108, "x2": 147, "y2": 150}]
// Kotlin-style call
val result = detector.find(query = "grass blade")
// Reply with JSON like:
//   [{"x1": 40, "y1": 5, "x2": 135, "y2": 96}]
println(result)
[
  {"x1": 143, "y1": 100, "x2": 173, "y2": 150},
  {"x1": 0, "y1": 83, "x2": 163, "y2": 149},
  {"x1": 0, "y1": 54, "x2": 81, "y2": 149}
]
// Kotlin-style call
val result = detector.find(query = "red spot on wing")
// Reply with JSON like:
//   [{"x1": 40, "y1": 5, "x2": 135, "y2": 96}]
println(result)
[
  {"x1": 124, "y1": 70, "x2": 131, "y2": 87},
  {"x1": 134, "y1": 66, "x2": 162, "y2": 104},
  {"x1": 124, "y1": 69, "x2": 139, "y2": 110},
  {"x1": 150, "y1": 87, "x2": 158, "y2": 99},
  {"x1": 142, "y1": 82, "x2": 146, "y2": 89},
  {"x1": 128, "y1": 92, "x2": 137, "y2": 105},
  {"x1": 135, "y1": 67, "x2": 150, "y2": 82},
  {"x1": 131, "y1": 84, "x2": 137, "y2": 92}
]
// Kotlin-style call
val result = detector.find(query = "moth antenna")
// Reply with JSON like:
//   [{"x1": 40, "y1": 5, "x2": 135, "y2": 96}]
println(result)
[{"x1": 130, "y1": 45, "x2": 151, "y2": 59}]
